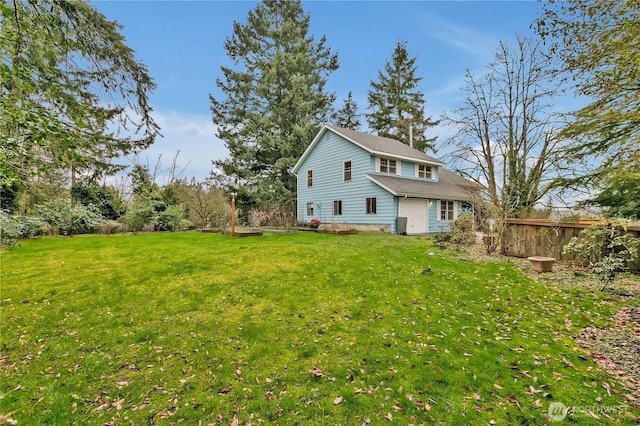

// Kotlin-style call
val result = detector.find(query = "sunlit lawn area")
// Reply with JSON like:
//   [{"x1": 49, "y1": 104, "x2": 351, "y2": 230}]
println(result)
[{"x1": 1, "y1": 231, "x2": 638, "y2": 424}]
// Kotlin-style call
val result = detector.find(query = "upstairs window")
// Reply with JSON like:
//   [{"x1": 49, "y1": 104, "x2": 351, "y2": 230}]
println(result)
[
  {"x1": 417, "y1": 164, "x2": 432, "y2": 179},
  {"x1": 440, "y1": 200, "x2": 455, "y2": 221},
  {"x1": 379, "y1": 158, "x2": 397, "y2": 174},
  {"x1": 366, "y1": 197, "x2": 377, "y2": 214},
  {"x1": 307, "y1": 170, "x2": 313, "y2": 187},
  {"x1": 343, "y1": 161, "x2": 352, "y2": 182}
]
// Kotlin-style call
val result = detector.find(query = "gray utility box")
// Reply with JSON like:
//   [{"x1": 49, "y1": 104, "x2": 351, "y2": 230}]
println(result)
[{"x1": 397, "y1": 217, "x2": 407, "y2": 235}]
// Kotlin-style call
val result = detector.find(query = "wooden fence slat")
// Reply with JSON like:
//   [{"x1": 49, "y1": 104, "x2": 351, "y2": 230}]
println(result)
[{"x1": 503, "y1": 219, "x2": 640, "y2": 270}]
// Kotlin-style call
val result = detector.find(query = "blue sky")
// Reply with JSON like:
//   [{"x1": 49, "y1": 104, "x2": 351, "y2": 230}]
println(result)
[{"x1": 94, "y1": 0, "x2": 547, "y2": 182}]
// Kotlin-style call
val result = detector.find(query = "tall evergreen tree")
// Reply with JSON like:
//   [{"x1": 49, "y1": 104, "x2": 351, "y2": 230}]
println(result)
[
  {"x1": 210, "y1": 0, "x2": 338, "y2": 208},
  {"x1": 536, "y1": 0, "x2": 639, "y2": 189},
  {"x1": 332, "y1": 91, "x2": 361, "y2": 130},
  {"x1": 366, "y1": 41, "x2": 438, "y2": 152},
  {"x1": 1, "y1": 0, "x2": 159, "y2": 204}
]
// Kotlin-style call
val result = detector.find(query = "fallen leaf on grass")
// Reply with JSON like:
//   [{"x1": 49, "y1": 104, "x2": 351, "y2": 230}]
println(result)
[
  {"x1": 385, "y1": 413, "x2": 393, "y2": 421},
  {"x1": 527, "y1": 386, "x2": 541, "y2": 394},
  {"x1": 0, "y1": 412, "x2": 18, "y2": 426},
  {"x1": 506, "y1": 395, "x2": 521, "y2": 410},
  {"x1": 561, "y1": 357, "x2": 574, "y2": 368},
  {"x1": 310, "y1": 367, "x2": 323, "y2": 377},
  {"x1": 94, "y1": 402, "x2": 109, "y2": 411},
  {"x1": 493, "y1": 383, "x2": 503, "y2": 389},
  {"x1": 473, "y1": 393, "x2": 481, "y2": 400},
  {"x1": 333, "y1": 396, "x2": 343, "y2": 405},
  {"x1": 112, "y1": 398, "x2": 124, "y2": 410}
]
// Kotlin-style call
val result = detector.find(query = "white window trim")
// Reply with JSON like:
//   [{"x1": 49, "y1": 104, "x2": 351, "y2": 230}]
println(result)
[
  {"x1": 415, "y1": 164, "x2": 433, "y2": 180},
  {"x1": 437, "y1": 200, "x2": 457, "y2": 222},
  {"x1": 343, "y1": 160, "x2": 352, "y2": 182},
  {"x1": 376, "y1": 157, "x2": 400, "y2": 175}
]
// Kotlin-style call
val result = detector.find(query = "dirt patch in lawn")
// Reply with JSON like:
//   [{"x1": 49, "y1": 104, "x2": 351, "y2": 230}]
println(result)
[{"x1": 575, "y1": 307, "x2": 640, "y2": 404}]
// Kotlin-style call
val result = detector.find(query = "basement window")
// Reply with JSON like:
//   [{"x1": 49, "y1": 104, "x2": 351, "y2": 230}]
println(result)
[
  {"x1": 333, "y1": 200, "x2": 342, "y2": 215},
  {"x1": 366, "y1": 197, "x2": 377, "y2": 214}
]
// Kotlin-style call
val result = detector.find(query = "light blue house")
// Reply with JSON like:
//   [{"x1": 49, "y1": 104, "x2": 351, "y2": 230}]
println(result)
[{"x1": 293, "y1": 125, "x2": 474, "y2": 234}]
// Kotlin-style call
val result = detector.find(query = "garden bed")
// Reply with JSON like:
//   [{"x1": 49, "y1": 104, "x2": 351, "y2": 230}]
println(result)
[
  {"x1": 318, "y1": 229, "x2": 358, "y2": 235},
  {"x1": 200, "y1": 228, "x2": 222, "y2": 233},
  {"x1": 223, "y1": 230, "x2": 263, "y2": 237}
]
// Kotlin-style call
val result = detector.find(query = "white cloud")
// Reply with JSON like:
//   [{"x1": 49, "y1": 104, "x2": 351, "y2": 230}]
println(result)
[
  {"x1": 128, "y1": 110, "x2": 227, "y2": 184},
  {"x1": 416, "y1": 10, "x2": 497, "y2": 60}
]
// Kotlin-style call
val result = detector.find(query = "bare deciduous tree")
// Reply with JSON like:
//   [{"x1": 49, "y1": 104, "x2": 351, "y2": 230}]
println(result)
[{"x1": 444, "y1": 37, "x2": 565, "y2": 219}]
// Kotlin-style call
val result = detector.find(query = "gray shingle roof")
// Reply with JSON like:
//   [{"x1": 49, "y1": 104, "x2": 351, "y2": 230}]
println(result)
[
  {"x1": 368, "y1": 168, "x2": 474, "y2": 201},
  {"x1": 326, "y1": 125, "x2": 444, "y2": 166}
]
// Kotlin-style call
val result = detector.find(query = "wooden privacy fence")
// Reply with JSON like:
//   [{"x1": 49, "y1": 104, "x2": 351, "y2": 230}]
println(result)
[{"x1": 503, "y1": 219, "x2": 640, "y2": 270}]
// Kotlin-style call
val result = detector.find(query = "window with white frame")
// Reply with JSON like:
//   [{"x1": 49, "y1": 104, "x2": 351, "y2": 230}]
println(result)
[
  {"x1": 306, "y1": 170, "x2": 313, "y2": 187},
  {"x1": 343, "y1": 161, "x2": 352, "y2": 182},
  {"x1": 440, "y1": 200, "x2": 455, "y2": 221},
  {"x1": 417, "y1": 164, "x2": 432, "y2": 179},
  {"x1": 379, "y1": 158, "x2": 397, "y2": 174},
  {"x1": 306, "y1": 202, "x2": 314, "y2": 216},
  {"x1": 333, "y1": 200, "x2": 342, "y2": 215}
]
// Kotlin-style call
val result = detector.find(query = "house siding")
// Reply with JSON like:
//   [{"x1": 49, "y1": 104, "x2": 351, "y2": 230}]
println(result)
[
  {"x1": 399, "y1": 160, "x2": 438, "y2": 182},
  {"x1": 428, "y1": 200, "x2": 463, "y2": 233},
  {"x1": 297, "y1": 131, "x2": 399, "y2": 231}
]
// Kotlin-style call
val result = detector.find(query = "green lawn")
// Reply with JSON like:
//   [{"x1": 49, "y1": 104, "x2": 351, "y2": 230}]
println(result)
[{"x1": 1, "y1": 232, "x2": 637, "y2": 424}]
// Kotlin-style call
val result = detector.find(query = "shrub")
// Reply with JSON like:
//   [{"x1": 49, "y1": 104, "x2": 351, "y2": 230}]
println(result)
[
  {"x1": 433, "y1": 232, "x2": 451, "y2": 244},
  {"x1": 71, "y1": 184, "x2": 126, "y2": 220},
  {"x1": 20, "y1": 215, "x2": 50, "y2": 238},
  {"x1": 37, "y1": 201, "x2": 103, "y2": 235},
  {"x1": 248, "y1": 208, "x2": 297, "y2": 228},
  {"x1": 563, "y1": 219, "x2": 640, "y2": 289},
  {"x1": 0, "y1": 210, "x2": 21, "y2": 248},
  {"x1": 155, "y1": 205, "x2": 189, "y2": 232},
  {"x1": 99, "y1": 220, "x2": 124, "y2": 234},
  {"x1": 248, "y1": 210, "x2": 262, "y2": 227},
  {"x1": 121, "y1": 197, "x2": 156, "y2": 233},
  {"x1": 70, "y1": 204, "x2": 103, "y2": 235},
  {"x1": 209, "y1": 210, "x2": 231, "y2": 230},
  {"x1": 450, "y1": 212, "x2": 475, "y2": 247}
]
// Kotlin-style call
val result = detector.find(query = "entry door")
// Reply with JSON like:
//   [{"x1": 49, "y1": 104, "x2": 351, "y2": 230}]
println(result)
[{"x1": 398, "y1": 199, "x2": 428, "y2": 234}]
